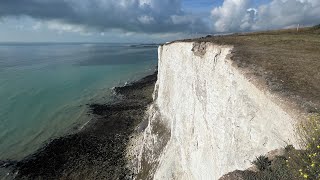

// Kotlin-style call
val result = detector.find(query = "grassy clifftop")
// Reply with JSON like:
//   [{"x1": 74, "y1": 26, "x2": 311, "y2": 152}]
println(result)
[{"x1": 182, "y1": 26, "x2": 320, "y2": 113}]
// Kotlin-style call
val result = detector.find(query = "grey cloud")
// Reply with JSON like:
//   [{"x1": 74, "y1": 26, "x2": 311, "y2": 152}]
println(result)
[{"x1": 0, "y1": 0, "x2": 210, "y2": 34}]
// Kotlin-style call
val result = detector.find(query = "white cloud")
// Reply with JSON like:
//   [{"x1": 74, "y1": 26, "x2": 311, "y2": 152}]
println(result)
[
  {"x1": 15, "y1": 24, "x2": 25, "y2": 30},
  {"x1": 138, "y1": 15, "x2": 155, "y2": 24},
  {"x1": 211, "y1": 0, "x2": 252, "y2": 32},
  {"x1": 171, "y1": 15, "x2": 191, "y2": 24},
  {"x1": 254, "y1": 0, "x2": 320, "y2": 30},
  {"x1": 32, "y1": 22, "x2": 42, "y2": 31},
  {"x1": 47, "y1": 21, "x2": 86, "y2": 34},
  {"x1": 211, "y1": 0, "x2": 320, "y2": 33}
]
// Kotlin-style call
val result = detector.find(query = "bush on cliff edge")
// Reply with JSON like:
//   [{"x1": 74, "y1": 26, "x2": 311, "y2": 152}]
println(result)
[
  {"x1": 286, "y1": 114, "x2": 320, "y2": 179},
  {"x1": 243, "y1": 114, "x2": 320, "y2": 180}
]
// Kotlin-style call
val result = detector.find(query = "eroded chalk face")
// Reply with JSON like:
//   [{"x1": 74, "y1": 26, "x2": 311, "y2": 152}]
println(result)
[
  {"x1": 143, "y1": 42, "x2": 298, "y2": 180},
  {"x1": 191, "y1": 42, "x2": 208, "y2": 57}
]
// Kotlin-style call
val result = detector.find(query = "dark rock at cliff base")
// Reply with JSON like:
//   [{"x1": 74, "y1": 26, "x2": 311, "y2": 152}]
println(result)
[
  {"x1": 113, "y1": 72, "x2": 157, "y2": 98},
  {"x1": 0, "y1": 160, "x2": 17, "y2": 168},
  {"x1": 5, "y1": 71, "x2": 157, "y2": 180}
]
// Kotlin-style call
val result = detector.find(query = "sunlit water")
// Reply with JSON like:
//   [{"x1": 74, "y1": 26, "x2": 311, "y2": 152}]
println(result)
[{"x1": 0, "y1": 43, "x2": 157, "y2": 161}]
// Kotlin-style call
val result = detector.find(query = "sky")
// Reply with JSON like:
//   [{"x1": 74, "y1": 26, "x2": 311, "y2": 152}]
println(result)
[{"x1": 0, "y1": 0, "x2": 319, "y2": 43}]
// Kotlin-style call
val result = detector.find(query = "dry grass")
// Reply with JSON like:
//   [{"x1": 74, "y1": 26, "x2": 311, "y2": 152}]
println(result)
[{"x1": 182, "y1": 26, "x2": 320, "y2": 112}]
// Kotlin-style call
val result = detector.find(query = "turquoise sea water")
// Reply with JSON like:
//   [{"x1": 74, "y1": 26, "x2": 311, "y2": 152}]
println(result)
[{"x1": 0, "y1": 43, "x2": 157, "y2": 161}]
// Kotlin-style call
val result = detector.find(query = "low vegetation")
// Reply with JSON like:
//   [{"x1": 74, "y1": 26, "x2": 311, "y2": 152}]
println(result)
[
  {"x1": 286, "y1": 114, "x2": 320, "y2": 179},
  {"x1": 243, "y1": 114, "x2": 320, "y2": 180},
  {"x1": 252, "y1": 155, "x2": 271, "y2": 171}
]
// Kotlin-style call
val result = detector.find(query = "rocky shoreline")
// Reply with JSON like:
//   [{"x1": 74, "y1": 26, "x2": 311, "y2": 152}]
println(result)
[{"x1": 2, "y1": 71, "x2": 157, "y2": 180}]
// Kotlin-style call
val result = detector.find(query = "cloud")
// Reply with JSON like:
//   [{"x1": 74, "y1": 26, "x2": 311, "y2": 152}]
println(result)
[
  {"x1": 0, "y1": 0, "x2": 210, "y2": 34},
  {"x1": 211, "y1": 0, "x2": 252, "y2": 32},
  {"x1": 137, "y1": 15, "x2": 155, "y2": 24},
  {"x1": 46, "y1": 21, "x2": 86, "y2": 34},
  {"x1": 1, "y1": 0, "x2": 319, "y2": 36},
  {"x1": 32, "y1": 22, "x2": 42, "y2": 31},
  {"x1": 255, "y1": 0, "x2": 320, "y2": 30},
  {"x1": 211, "y1": 0, "x2": 320, "y2": 33}
]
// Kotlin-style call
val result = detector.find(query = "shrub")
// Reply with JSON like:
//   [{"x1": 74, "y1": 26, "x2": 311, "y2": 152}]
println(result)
[
  {"x1": 237, "y1": 114, "x2": 320, "y2": 180},
  {"x1": 286, "y1": 114, "x2": 320, "y2": 179},
  {"x1": 253, "y1": 155, "x2": 271, "y2": 171},
  {"x1": 243, "y1": 155, "x2": 294, "y2": 180}
]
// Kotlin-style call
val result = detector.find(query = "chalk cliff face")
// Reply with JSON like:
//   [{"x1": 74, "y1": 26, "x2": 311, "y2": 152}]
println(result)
[{"x1": 135, "y1": 42, "x2": 298, "y2": 180}]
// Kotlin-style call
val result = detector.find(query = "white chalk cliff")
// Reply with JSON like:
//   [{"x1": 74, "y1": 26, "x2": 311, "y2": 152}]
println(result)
[{"x1": 133, "y1": 42, "x2": 299, "y2": 180}]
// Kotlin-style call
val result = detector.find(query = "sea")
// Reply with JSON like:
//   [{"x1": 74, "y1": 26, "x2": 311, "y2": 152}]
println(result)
[{"x1": 0, "y1": 43, "x2": 158, "y2": 163}]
